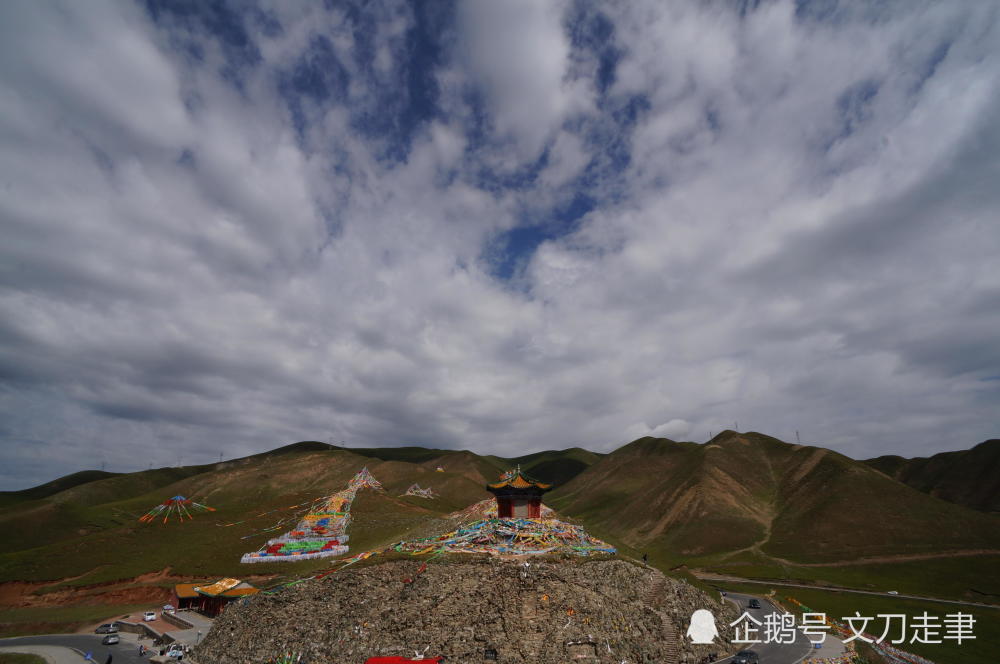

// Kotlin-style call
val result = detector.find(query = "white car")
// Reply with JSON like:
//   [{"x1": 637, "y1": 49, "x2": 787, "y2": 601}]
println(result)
[
  {"x1": 165, "y1": 644, "x2": 185, "y2": 660},
  {"x1": 149, "y1": 644, "x2": 185, "y2": 663},
  {"x1": 887, "y1": 590, "x2": 899, "y2": 595},
  {"x1": 143, "y1": 610, "x2": 157, "y2": 621}
]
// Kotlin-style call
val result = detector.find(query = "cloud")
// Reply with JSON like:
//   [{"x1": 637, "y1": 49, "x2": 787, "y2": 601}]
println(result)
[
  {"x1": 457, "y1": 0, "x2": 583, "y2": 162},
  {"x1": 0, "y1": 0, "x2": 998, "y2": 488},
  {"x1": 625, "y1": 419, "x2": 692, "y2": 441}
]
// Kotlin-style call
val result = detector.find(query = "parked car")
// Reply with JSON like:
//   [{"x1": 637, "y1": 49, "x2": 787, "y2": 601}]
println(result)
[
  {"x1": 748, "y1": 598, "x2": 761, "y2": 609},
  {"x1": 887, "y1": 590, "x2": 899, "y2": 595},
  {"x1": 101, "y1": 633, "x2": 120, "y2": 645},
  {"x1": 164, "y1": 644, "x2": 186, "y2": 660},
  {"x1": 95, "y1": 623, "x2": 118, "y2": 634},
  {"x1": 144, "y1": 610, "x2": 157, "y2": 621},
  {"x1": 732, "y1": 651, "x2": 760, "y2": 664},
  {"x1": 149, "y1": 645, "x2": 185, "y2": 663}
]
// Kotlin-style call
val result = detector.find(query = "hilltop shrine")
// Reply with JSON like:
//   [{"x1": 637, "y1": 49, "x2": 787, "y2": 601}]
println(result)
[{"x1": 486, "y1": 467, "x2": 551, "y2": 518}]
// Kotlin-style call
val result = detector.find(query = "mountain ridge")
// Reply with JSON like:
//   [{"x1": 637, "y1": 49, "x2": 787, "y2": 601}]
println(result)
[
  {"x1": 1, "y1": 432, "x2": 999, "y2": 639},
  {"x1": 865, "y1": 439, "x2": 1000, "y2": 512},
  {"x1": 548, "y1": 431, "x2": 1000, "y2": 563},
  {"x1": 2, "y1": 433, "x2": 998, "y2": 580}
]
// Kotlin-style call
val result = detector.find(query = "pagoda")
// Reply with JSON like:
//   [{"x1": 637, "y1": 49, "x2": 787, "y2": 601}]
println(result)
[{"x1": 485, "y1": 467, "x2": 552, "y2": 518}]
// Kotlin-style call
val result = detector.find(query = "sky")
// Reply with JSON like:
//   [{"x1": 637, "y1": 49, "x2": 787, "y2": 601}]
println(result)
[{"x1": 1, "y1": 0, "x2": 999, "y2": 490}]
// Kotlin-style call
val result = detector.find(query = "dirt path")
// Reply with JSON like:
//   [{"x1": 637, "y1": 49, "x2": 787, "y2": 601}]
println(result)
[
  {"x1": 692, "y1": 571, "x2": 1000, "y2": 609},
  {"x1": 764, "y1": 548, "x2": 1000, "y2": 567},
  {"x1": 715, "y1": 510, "x2": 774, "y2": 562}
]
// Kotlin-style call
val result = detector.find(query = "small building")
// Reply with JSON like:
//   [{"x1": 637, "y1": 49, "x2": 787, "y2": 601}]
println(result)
[
  {"x1": 171, "y1": 583, "x2": 201, "y2": 610},
  {"x1": 172, "y1": 578, "x2": 259, "y2": 617},
  {"x1": 485, "y1": 467, "x2": 551, "y2": 518}
]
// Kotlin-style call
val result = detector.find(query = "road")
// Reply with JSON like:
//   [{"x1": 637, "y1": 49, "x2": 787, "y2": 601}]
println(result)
[
  {"x1": 694, "y1": 572, "x2": 1000, "y2": 609},
  {"x1": 714, "y1": 592, "x2": 815, "y2": 664},
  {"x1": 0, "y1": 634, "x2": 147, "y2": 664}
]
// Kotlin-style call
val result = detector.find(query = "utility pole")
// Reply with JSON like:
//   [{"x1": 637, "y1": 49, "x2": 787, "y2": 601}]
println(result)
[
  {"x1": 734, "y1": 421, "x2": 739, "y2": 432},
  {"x1": 796, "y1": 430, "x2": 801, "y2": 444}
]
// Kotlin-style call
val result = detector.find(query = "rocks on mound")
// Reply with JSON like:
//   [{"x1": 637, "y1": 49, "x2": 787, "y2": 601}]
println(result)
[{"x1": 196, "y1": 558, "x2": 740, "y2": 664}]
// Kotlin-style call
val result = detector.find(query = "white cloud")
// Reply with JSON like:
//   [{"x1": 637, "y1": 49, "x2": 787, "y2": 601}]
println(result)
[
  {"x1": 625, "y1": 419, "x2": 692, "y2": 441},
  {"x1": 457, "y1": 0, "x2": 582, "y2": 161},
  {"x1": 540, "y1": 130, "x2": 589, "y2": 188},
  {"x1": 0, "y1": 0, "x2": 998, "y2": 488}
]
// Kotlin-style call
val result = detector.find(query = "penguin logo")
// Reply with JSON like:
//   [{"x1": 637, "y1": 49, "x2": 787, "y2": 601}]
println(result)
[{"x1": 686, "y1": 609, "x2": 719, "y2": 644}]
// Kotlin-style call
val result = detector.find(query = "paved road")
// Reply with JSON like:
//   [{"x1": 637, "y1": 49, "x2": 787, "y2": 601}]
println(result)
[
  {"x1": 714, "y1": 592, "x2": 815, "y2": 664},
  {"x1": 0, "y1": 644, "x2": 85, "y2": 664},
  {"x1": 0, "y1": 634, "x2": 147, "y2": 664},
  {"x1": 695, "y1": 572, "x2": 1000, "y2": 609}
]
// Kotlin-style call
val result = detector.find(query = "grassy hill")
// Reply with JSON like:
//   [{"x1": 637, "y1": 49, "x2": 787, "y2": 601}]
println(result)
[
  {"x1": 5, "y1": 435, "x2": 998, "y2": 582},
  {"x1": 548, "y1": 431, "x2": 1000, "y2": 564},
  {"x1": 499, "y1": 447, "x2": 604, "y2": 485},
  {"x1": 865, "y1": 439, "x2": 1000, "y2": 512},
  {"x1": 2, "y1": 434, "x2": 999, "y2": 637},
  {"x1": 0, "y1": 443, "x2": 602, "y2": 589},
  {"x1": 0, "y1": 470, "x2": 121, "y2": 508}
]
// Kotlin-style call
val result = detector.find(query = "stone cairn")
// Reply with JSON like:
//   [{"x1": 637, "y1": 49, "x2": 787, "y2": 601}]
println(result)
[{"x1": 197, "y1": 558, "x2": 741, "y2": 664}]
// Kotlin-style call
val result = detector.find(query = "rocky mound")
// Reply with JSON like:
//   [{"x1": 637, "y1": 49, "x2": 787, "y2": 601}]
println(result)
[{"x1": 197, "y1": 557, "x2": 740, "y2": 664}]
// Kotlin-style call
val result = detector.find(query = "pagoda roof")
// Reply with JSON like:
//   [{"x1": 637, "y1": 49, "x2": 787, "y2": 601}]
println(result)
[
  {"x1": 487, "y1": 468, "x2": 551, "y2": 490},
  {"x1": 194, "y1": 578, "x2": 259, "y2": 598},
  {"x1": 173, "y1": 583, "x2": 201, "y2": 599}
]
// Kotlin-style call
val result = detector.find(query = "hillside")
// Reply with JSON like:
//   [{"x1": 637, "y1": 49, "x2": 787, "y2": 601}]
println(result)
[
  {"x1": 3, "y1": 434, "x2": 1000, "y2": 637},
  {"x1": 865, "y1": 439, "x2": 1000, "y2": 512},
  {"x1": 0, "y1": 443, "x2": 605, "y2": 636},
  {"x1": 0, "y1": 470, "x2": 121, "y2": 508},
  {"x1": 499, "y1": 447, "x2": 604, "y2": 485},
  {"x1": 196, "y1": 557, "x2": 739, "y2": 664},
  {"x1": 0, "y1": 449, "x2": 476, "y2": 585},
  {"x1": 0, "y1": 443, "x2": 601, "y2": 587},
  {"x1": 548, "y1": 431, "x2": 1000, "y2": 564}
]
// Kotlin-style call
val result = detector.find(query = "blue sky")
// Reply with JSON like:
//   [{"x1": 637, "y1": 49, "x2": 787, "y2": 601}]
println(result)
[{"x1": 1, "y1": 0, "x2": 999, "y2": 488}]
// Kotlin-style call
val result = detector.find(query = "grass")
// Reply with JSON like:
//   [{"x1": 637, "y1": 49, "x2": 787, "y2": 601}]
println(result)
[
  {"x1": 2, "y1": 437, "x2": 998, "y2": 655},
  {"x1": 695, "y1": 552, "x2": 1000, "y2": 604},
  {"x1": 0, "y1": 602, "x2": 150, "y2": 638},
  {"x1": 0, "y1": 655, "x2": 47, "y2": 664},
  {"x1": 0, "y1": 446, "x2": 510, "y2": 587},
  {"x1": 0, "y1": 477, "x2": 460, "y2": 593},
  {"x1": 0, "y1": 470, "x2": 121, "y2": 506},
  {"x1": 711, "y1": 581, "x2": 999, "y2": 664}
]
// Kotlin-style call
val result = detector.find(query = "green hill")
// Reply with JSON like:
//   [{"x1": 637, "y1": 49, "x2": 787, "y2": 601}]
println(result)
[
  {"x1": 3, "y1": 434, "x2": 999, "y2": 637},
  {"x1": 0, "y1": 470, "x2": 121, "y2": 507},
  {"x1": 865, "y1": 439, "x2": 1000, "y2": 512},
  {"x1": 483, "y1": 446, "x2": 603, "y2": 485},
  {"x1": 0, "y1": 448, "x2": 474, "y2": 588},
  {"x1": 0, "y1": 443, "x2": 601, "y2": 588},
  {"x1": 548, "y1": 431, "x2": 1000, "y2": 564}
]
